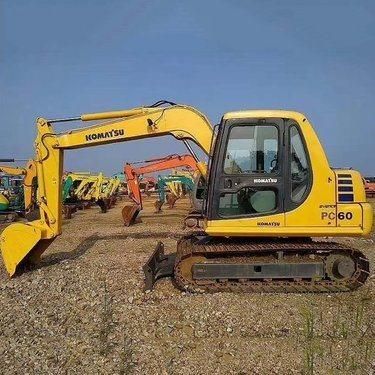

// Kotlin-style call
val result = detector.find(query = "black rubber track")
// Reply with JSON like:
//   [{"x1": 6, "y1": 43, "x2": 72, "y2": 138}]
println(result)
[{"x1": 174, "y1": 234, "x2": 370, "y2": 293}]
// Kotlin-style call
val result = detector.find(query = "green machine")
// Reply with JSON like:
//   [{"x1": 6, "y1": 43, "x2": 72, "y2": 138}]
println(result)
[{"x1": 154, "y1": 174, "x2": 195, "y2": 211}]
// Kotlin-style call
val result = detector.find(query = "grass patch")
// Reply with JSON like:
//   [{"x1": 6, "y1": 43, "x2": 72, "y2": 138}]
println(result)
[
  {"x1": 99, "y1": 281, "x2": 114, "y2": 356},
  {"x1": 300, "y1": 290, "x2": 375, "y2": 374}
]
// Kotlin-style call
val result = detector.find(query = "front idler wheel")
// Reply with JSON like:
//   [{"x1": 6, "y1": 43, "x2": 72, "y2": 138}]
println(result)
[{"x1": 325, "y1": 254, "x2": 356, "y2": 281}]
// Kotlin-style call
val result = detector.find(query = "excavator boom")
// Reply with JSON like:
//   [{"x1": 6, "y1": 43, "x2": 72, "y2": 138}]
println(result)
[
  {"x1": 0, "y1": 166, "x2": 26, "y2": 176},
  {"x1": 0, "y1": 102, "x2": 213, "y2": 276}
]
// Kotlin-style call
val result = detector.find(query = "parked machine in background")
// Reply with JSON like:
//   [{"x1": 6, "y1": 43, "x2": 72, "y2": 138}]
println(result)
[
  {"x1": 63, "y1": 172, "x2": 119, "y2": 218},
  {"x1": 364, "y1": 177, "x2": 375, "y2": 197},
  {"x1": 0, "y1": 159, "x2": 38, "y2": 221},
  {"x1": 0, "y1": 176, "x2": 23, "y2": 222},
  {"x1": 139, "y1": 176, "x2": 156, "y2": 196},
  {"x1": 155, "y1": 174, "x2": 195, "y2": 212},
  {"x1": 62, "y1": 172, "x2": 97, "y2": 218},
  {"x1": 101, "y1": 176, "x2": 121, "y2": 208},
  {"x1": 122, "y1": 154, "x2": 199, "y2": 226},
  {"x1": 0, "y1": 101, "x2": 372, "y2": 295}
]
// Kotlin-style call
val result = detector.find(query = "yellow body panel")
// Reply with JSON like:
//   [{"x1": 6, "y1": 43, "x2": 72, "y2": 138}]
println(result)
[
  {"x1": 362, "y1": 203, "x2": 374, "y2": 235},
  {"x1": 205, "y1": 222, "x2": 369, "y2": 237},
  {"x1": 336, "y1": 204, "x2": 362, "y2": 228},
  {"x1": 341, "y1": 170, "x2": 367, "y2": 202}
]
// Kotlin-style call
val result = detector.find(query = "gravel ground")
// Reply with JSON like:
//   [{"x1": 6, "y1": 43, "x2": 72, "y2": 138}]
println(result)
[{"x1": 0, "y1": 196, "x2": 374, "y2": 374}]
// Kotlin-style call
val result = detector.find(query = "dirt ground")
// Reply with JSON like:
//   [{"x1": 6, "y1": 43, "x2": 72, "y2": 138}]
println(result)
[{"x1": 0, "y1": 196, "x2": 374, "y2": 374}]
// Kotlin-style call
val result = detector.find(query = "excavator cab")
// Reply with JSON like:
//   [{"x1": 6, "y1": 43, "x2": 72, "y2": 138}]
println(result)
[
  {"x1": 203, "y1": 112, "x2": 372, "y2": 238},
  {"x1": 0, "y1": 160, "x2": 38, "y2": 221},
  {"x1": 209, "y1": 122, "x2": 281, "y2": 217}
]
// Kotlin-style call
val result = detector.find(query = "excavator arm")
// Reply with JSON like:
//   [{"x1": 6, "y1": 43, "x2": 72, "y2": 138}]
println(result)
[
  {"x1": 100, "y1": 177, "x2": 121, "y2": 210},
  {"x1": 0, "y1": 102, "x2": 213, "y2": 276},
  {"x1": 126, "y1": 154, "x2": 198, "y2": 206},
  {"x1": 134, "y1": 154, "x2": 198, "y2": 174},
  {"x1": 109, "y1": 178, "x2": 121, "y2": 196}
]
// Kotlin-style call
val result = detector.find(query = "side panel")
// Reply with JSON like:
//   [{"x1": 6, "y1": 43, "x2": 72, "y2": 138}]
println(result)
[{"x1": 336, "y1": 204, "x2": 362, "y2": 228}]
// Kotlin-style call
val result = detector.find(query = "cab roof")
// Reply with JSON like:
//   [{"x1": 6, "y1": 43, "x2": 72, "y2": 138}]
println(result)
[{"x1": 222, "y1": 110, "x2": 307, "y2": 121}]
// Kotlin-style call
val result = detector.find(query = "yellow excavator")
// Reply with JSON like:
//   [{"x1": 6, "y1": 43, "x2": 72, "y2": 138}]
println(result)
[
  {"x1": 75, "y1": 173, "x2": 103, "y2": 201},
  {"x1": 0, "y1": 159, "x2": 38, "y2": 216},
  {"x1": 0, "y1": 101, "x2": 372, "y2": 293},
  {"x1": 86, "y1": 174, "x2": 120, "y2": 211},
  {"x1": 102, "y1": 177, "x2": 121, "y2": 207},
  {"x1": 99, "y1": 176, "x2": 120, "y2": 206},
  {"x1": 62, "y1": 172, "x2": 97, "y2": 218},
  {"x1": 65, "y1": 172, "x2": 114, "y2": 213}
]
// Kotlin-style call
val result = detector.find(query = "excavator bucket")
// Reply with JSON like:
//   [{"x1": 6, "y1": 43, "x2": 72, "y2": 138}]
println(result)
[
  {"x1": 154, "y1": 200, "x2": 164, "y2": 213},
  {"x1": 122, "y1": 204, "x2": 141, "y2": 226},
  {"x1": 96, "y1": 198, "x2": 107, "y2": 213},
  {"x1": 103, "y1": 198, "x2": 111, "y2": 210},
  {"x1": 0, "y1": 222, "x2": 42, "y2": 276},
  {"x1": 166, "y1": 193, "x2": 178, "y2": 209},
  {"x1": 110, "y1": 196, "x2": 117, "y2": 207}
]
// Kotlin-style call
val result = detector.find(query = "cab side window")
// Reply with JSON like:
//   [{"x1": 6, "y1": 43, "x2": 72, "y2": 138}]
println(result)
[{"x1": 290, "y1": 126, "x2": 311, "y2": 203}]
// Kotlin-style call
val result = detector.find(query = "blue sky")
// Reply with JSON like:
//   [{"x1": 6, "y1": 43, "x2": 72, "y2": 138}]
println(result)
[{"x1": 1, "y1": 0, "x2": 374, "y2": 175}]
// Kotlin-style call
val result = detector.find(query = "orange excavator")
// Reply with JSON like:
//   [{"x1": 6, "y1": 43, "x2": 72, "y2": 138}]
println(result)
[{"x1": 122, "y1": 154, "x2": 198, "y2": 226}]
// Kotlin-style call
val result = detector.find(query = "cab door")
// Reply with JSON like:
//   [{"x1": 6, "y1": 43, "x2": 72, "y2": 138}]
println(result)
[{"x1": 206, "y1": 118, "x2": 285, "y2": 221}]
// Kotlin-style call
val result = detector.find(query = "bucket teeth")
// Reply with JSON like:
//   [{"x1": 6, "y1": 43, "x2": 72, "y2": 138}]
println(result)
[{"x1": 166, "y1": 193, "x2": 178, "y2": 209}]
